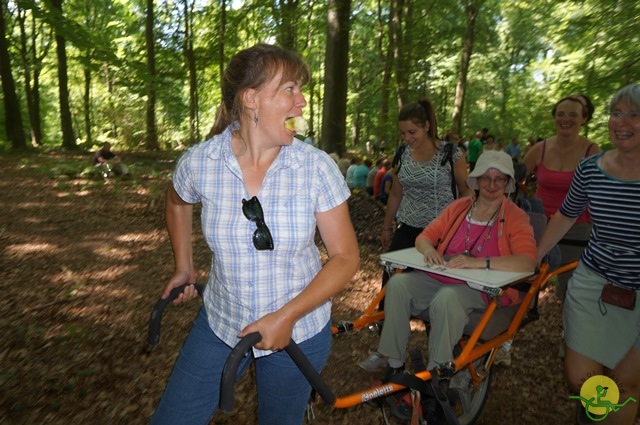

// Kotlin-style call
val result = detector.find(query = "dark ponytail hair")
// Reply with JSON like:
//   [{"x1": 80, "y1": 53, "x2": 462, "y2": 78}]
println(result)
[
  {"x1": 398, "y1": 99, "x2": 439, "y2": 142},
  {"x1": 209, "y1": 44, "x2": 309, "y2": 137}
]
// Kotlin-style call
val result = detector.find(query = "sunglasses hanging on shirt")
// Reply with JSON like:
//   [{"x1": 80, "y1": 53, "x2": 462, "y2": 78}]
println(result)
[{"x1": 242, "y1": 196, "x2": 274, "y2": 251}]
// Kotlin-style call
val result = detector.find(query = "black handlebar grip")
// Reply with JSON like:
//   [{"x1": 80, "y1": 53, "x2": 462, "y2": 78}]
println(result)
[
  {"x1": 147, "y1": 283, "x2": 204, "y2": 347},
  {"x1": 285, "y1": 340, "x2": 336, "y2": 405},
  {"x1": 219, "y1": 332, "x2": 336, "y2": 413},
  {"x1": 220, "y1": 332, "x2": 262, "y2": 412}
]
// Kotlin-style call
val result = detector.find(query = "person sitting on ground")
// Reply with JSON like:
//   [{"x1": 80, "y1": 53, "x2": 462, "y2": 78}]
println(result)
[
  {"x1": 345, "y1": 156, "x2": 361, "y2": 188},
  {"x1": 303, "y1": 130, "x2": 316, "y2": 147},
  {"x1": 537, "y1": 83, "x2": 640, "y2": 425},
  {"x1": 93, "y1": 142, "x2": 128, "y2": 178},
  {"x1": 373, "y1": 158, "x2": 390, "y2": 200},
  {"x1": 505, "y1": 137, "x2": 522, "y2": 162},
  {"x1": 366, "y1": 158, "x2": 383, "y2": 196},
  {"x1": 353, "y1": 158, "x2": 372, "y2": 189},
  {"x1": 359, "y1": 150, "x2": 536, "y2": 375},
  {"x1": 337, "y1": 154, "x2": 351, "y2": 177},
  {"x1": 379, "y1": 161, "x2": 398, "y2": 205}
]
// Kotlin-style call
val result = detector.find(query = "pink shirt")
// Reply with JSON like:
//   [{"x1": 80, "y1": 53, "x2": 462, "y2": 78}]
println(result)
[
  {"x1": 424, "y1": 218, "x2": 503, "y2": 304},
  {"x1": 534, "y1": 140, "x2": 594, "y2": 223}
]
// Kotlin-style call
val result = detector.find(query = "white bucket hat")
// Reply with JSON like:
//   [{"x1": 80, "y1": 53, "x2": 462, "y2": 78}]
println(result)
[{"x1": 468, "y1": 150, "x2": 516, "y2": 193}]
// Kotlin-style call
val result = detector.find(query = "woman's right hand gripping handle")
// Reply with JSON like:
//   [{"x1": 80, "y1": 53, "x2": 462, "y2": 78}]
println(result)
[{"x1": 220, "y1": 332, "x2": 336, "y2": 413}]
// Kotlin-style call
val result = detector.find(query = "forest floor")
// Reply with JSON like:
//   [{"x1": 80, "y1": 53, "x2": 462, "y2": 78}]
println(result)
[{"x1": 0, "y1": 150, "x2": 635, "y2": 425}]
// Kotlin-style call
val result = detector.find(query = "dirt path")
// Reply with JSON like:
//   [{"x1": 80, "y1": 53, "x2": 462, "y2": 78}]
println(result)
[{"x1": 0, "y1": 151, "x2": 602, "y2": 424}]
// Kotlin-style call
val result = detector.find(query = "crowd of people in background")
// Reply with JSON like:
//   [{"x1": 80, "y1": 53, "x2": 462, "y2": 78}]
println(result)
[{"x1": 327, "y1": 123, "x2": 556, "y2": 207}]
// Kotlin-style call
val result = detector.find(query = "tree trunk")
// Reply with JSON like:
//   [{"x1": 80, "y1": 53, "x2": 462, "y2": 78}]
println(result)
[
  {"x1": 275, "y1": 0, "x2": 298, "y2": 50},
  {"x1": 50, "y1": 0, "x2": 76, "y2": 150},
  {"x1": 451, "y1": 1, "x2": 480, "y2": 135},
  {"x1": 394, "y1": 0, "x2": 409, "y2": 108},
  {"x1": 102, "y1": 64, "x2": 118, "y2": 139},
  {"x1": 320, "y1": 0, "x2": 351, "y2": 156},
  {"x1": 218, "y1": 0, "x2": 226, "y2": 83},
  {"x1": 83, "y1": 65, "x2": 92, "y2": 146},
  {"x1": 145, "y1": 0, "x2": 159, "y2": 150},
  {"x1": 17, "y1": 7, "x2": 43, "y2": 146},
  {"x1": 377, "y1": 0, "x2": 397, "y2": 144},
  {"x1": 182, "y1": 0, "x2": 199, "y2": 144},
  {"x1": 0, "y1": 0, "x2": 27, "y2": 150}
]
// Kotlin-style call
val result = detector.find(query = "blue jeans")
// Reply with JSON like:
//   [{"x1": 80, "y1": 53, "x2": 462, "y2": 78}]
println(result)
[{"x1": 150, "y1": 307, "x2": 331, "y2": 425}]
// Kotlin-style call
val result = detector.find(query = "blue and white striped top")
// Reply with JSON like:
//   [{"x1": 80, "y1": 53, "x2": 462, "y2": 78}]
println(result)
[
  {"x1": 172, "y1": 125, "x2": 350, "y2": 357},
  {"x1": 560, "y1": 153, "x2": 640, "y2": 289}
]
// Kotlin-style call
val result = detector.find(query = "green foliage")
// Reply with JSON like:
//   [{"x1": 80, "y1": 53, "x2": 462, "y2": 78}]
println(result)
[{"x1": 3, "y1": 0, "x2": 639, "y2": 152}]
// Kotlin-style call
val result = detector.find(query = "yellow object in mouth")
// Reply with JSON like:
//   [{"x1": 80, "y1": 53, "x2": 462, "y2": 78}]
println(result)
[{"x1": 285, "y1": 116, "x2": 309, "y2": 134}]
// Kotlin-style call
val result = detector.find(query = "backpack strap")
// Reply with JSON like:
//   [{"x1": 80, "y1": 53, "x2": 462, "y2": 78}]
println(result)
[
  {"x1": 393, "y1": 143, "x2": 408, "y2": 173},
  {"x1": 439, "y1": 142, "x2": 458, "y2": 198}
]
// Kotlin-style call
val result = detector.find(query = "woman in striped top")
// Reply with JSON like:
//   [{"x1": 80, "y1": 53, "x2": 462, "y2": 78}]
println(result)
[{"x1": 537, "y1": 83, "x2": 640, "y2": 424}]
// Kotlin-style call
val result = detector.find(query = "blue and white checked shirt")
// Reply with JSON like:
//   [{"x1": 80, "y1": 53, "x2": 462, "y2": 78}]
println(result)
[{"x1": 172, "y1": 126, "x2": 350, "y2": 357}]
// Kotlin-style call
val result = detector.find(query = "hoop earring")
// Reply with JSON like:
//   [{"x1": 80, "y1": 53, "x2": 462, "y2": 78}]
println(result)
[{"x1": 253, "y1": 111, "x2": 259, "y2": 127}]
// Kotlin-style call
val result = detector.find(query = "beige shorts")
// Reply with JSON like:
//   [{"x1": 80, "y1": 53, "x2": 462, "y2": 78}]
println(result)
[{"x1": 563, "y1": 261, "x2": 640, "y2": 369}]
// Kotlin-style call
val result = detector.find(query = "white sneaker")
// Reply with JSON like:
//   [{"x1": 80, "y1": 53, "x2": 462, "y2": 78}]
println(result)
[
  {"x1": 358, "y1": 352, "x2": 388, "y2": 372},
  {"x1": 494, "y1": 346, "x2": 511, "y2": 367}
]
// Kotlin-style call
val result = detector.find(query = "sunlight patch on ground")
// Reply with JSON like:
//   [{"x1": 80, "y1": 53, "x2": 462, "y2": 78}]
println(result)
[
  {"x1": 7, "y1": 242, "x2": 58, "y2": 257},
  {"x1": 95, "y1": 245, "x2": 136, "y2": 261},
  {"x1": 133, "y1": 186, "x2": 151, "y2": 196},
  {"x1": 22, "y1": 216, "x2": 49, "y2": 224},
  {"x1": 115, "y1": 231, "x2": 163, "y2": 243},
  {"x1": 89, "y1": 266, "x2": 138, "y2": 285},
  {"x1": 16, "y1": 201, "x2": 52, "y2": 209}
]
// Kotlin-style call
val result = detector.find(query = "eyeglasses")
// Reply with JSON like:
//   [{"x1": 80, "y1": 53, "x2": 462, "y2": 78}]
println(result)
[
  {"x1": 477, "y1": 176, "x2": 509, "y2": 186},
  {"x1": 242, "y1": 196, "x2": 274, "y2": 251},
  {"x1": 609, "y1": 110, "x2": 640, "y2": 124}
]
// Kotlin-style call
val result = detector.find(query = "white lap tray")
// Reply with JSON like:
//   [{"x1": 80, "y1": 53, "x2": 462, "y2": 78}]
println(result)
[{"x1": 380, "y1": 248, "x2": 533, "y2": 296}]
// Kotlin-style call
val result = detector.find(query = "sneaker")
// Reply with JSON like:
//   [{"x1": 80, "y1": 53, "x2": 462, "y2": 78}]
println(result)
[
  {"x1": 494, "y1": 346, "x2": 511, "y2": 367},
  {"x1": 358, "y1": 352, "x2": 389, "y2": 372}
]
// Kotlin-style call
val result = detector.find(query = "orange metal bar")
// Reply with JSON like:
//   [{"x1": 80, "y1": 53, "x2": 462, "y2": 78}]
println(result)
[
  {"x1": 331, "y1": 287, "x2": 386, "y2": 334},
  {"x1": 333, "y1": 370, "x2": 434, "y2": 408}
]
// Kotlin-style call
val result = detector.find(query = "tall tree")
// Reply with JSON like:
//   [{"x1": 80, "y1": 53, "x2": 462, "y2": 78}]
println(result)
[
  {"x1": 274, "y1": 0, "x2": 298, "y2": 49},
  {"x1": 145, "y1": 0, "x2": 159, "y2": 149},
  {"x1": 320, "y1": 0, "x2": 351, "y2": 156},
  {"x1": 16, "y1": 5, "x2": 51, "y2": 147},
  {"x1": 182, "y1": 0, "x2": 199, "y2": 144},
  {"x1": 376, "y1": 0, "x2": 397, "y2": 143},
  {"x1": 0, "y1": 0, "x2": 27, "y2": 150},
  {"x1": 218, "y1": 0, "x2": 226, "y2": 81},
  {"x1": 393, "y1": 0, "x2": 409, "y2": 107},
  {"x1": 49, "y1": 0, "x2": 76, "y2": 149},
  {"x1": 451, "y1": 0, "x2": 481, "y2": 135}
]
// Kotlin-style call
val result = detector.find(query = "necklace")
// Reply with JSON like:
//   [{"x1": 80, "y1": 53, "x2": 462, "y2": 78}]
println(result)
[{"x1": 463, "y1": 202, "x2": 500, "y2": 256}]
